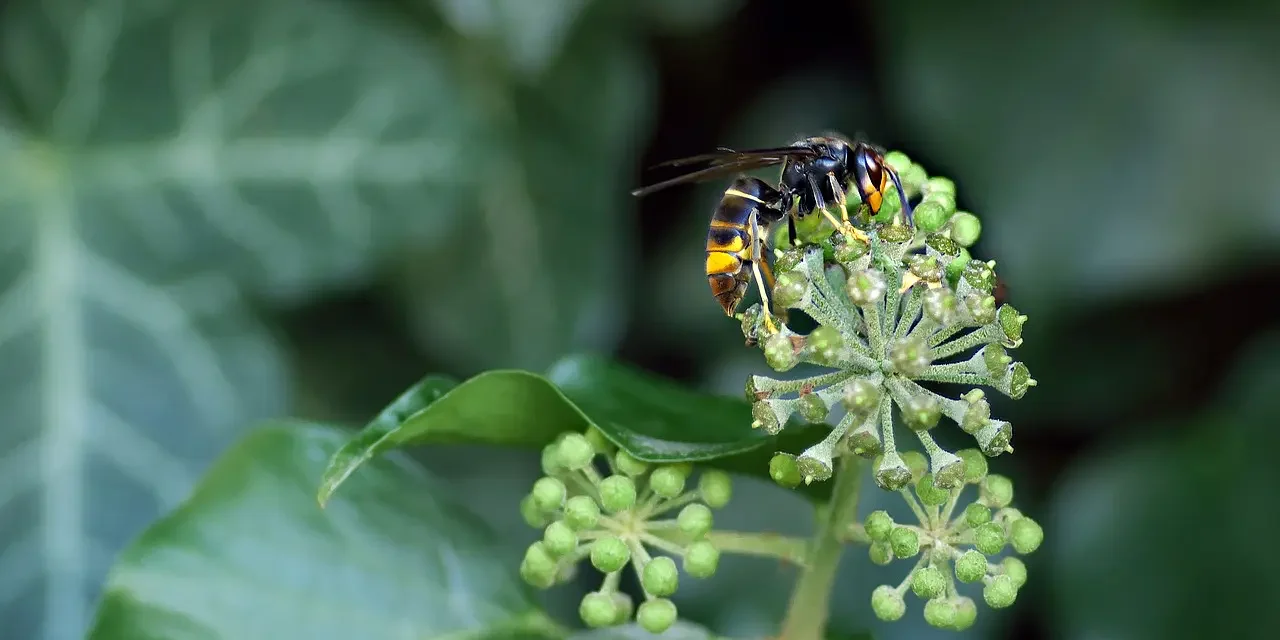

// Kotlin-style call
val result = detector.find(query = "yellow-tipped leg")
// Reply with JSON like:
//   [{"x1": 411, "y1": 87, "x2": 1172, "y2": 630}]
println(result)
[
  {"x1": 827, "y1": 173, "x2": 871, "y2": 244},
  {"x1": 751, "y1": 259, "x2": 778, "y2": 334}
]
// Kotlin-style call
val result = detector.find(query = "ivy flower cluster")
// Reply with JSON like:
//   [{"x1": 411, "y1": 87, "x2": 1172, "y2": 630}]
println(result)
[
  {"x1": 519, "y1": 430, "x2": 734, "y2": 634},
  {"x1": 740, "y1": 151, "x2": 1033, "y2": 492},
  {"x1": 851, "y1": 448, "x2": 1042, "y2": 629}
]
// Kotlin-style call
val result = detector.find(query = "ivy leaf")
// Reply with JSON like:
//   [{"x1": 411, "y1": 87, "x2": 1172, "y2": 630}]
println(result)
[
  {"x1": 0, "y1": 0, "x2": 479, "y2": 637},
  {"x1": 396, "y1": 5, "x2": 653, "y2": 372},
  {"x1": 87, "y1": 421, "x2": 565, "y2": 640},
  {"x1": 318, "y1": 353, "x2": 831, "y2": 505},
  {"x1": 429, "y1": 0, "x2": 592, "y2": 77}
]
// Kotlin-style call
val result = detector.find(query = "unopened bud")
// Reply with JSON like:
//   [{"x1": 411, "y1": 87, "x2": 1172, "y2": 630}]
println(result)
[
  {"x1": 805, "y1": 325, "x2": 843, "y2": 366},
  {"x1": 841, "y1": 378, "x2": 881, "y2": 417},
  {"x1": 637, "y1": 599, "x2": 677, "y2": 634},
  {"x1": 641, "y1": 556, "x2": 679, "y2": 597},
  {"x1": 764, "y1": 332, "x2": 799, "y2": 372},
  {"x1": 564, "y1": 495, "x2": 600, "y2": 531},
  {"x1": 1010, "y1": 517, "x2": 1044, "y2": 554},
  {"x1": 599, "y1": 475, "x2": 637, "y2": 513},
  {"x1": 923, "y1": 287, "x2": 958, "y2": 325},
  {"x1": 889, "y1": 336, "x2": 932, "y2": 377},
  {"x1": 520, "y1": 542, "x2": 558, "y2": 589},
  {"x1": 912, "y1": 565, "x2": 947, "y2": 599},
  {"x1": 698, "y1": 470, "x2": 733, "y2": 509},
  {"x1": 964, "y1": 502, "x2": 992, "y2": 527},
  {"x1": 952, "y1": 596, "x2": 978, "y2": 630},
  {"x1": 796, "y1": 392, "x2": 829, "y2": 423},
  {"x1": 1001, "y1": 556, "x2": 1028, "y2": 588},
  {"x1": 590, "y1": 536, "x2": 630, "y2": 573},
  {"x1": 869, "y1": 540, "x2": 893, "y2": 565},
  {"x1": 901, "y1": 450, "x2": 928, "y2": 480},
  {"x1": 981, "y1": 474, "x2": 1014, "y2": 509},
  {"x1": 872, "y1": 585, "x2": 907, "y2": 621},
  {"x1": 974, "y1": 522, "x2": 1006, "y2": 555},
  {"x1": 890, "y1": 526, "x2": 920, "y2": 558},
  {"x1": 772, "y1": 270, "x2": 809, "y2": 308},
  {"x1": 865, "y1": 510, "x2": 894, "y2": 542},
  {"x1": 684, "y1": 541, "x2": 720, "y2": 578},
  {"x1": 846, "y1": 268, "x2": 887, "y2": 305},
  {"x1": 579, "y1": 592, "x2": 618, "y2": 628},
  {"x1": 914, "y1": 199, "x2": 950, "y2": 232},
  {"x1": 543, "y1": 521, "x2": 577, "y2": 557},
  {"x1": 769, "y1": 453, "x2": 802, "y2": 488},
  {"x1": 677, "y1": 504, "x2": 713, "y2": 539},
  {"x1": 983, "y1": 574, "x2": 1018, "y2": 609},
  {"x1": 901, "y1": 393, "x2": 941, "y2": 431},
  {"x1": 915, "y1": 473, "x2": 950, "y2": 506},
  {"x1": 923, "y1": 597, "x2": 958, "y2": 629},
  {"x1": 614, "y1": 450, "x2": 649, "y2": 477},
  {"x1": 556, "y1": 433, "x2": 595, "y2": 471},
  {"x1": 955, "y1": 550, "x2": 987, "y2": 583},
  {"x1": 951, "y1": 212, "x2": 981, "y2": 247},
  {"x1": 531, "y1": 477, "x2": 567, "y2": 513}
]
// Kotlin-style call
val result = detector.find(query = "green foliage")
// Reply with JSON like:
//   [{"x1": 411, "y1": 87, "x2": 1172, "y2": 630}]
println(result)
[
  {"x1": 87, "y1": 422, "x2": 564, "y2": 639},
  {"x1": 319, "y1": 353, "x2": 831, "y2": 505}
]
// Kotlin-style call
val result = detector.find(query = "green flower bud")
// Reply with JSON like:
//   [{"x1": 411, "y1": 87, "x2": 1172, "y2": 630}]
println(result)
[
  {"x1": 964, "y1": 293, "x2": 997, "y2": 324},
  {"x1": 945, "y1": 249, "x2": 972, "y2": 286},
  {"x1": 796, "y1": 392, "x2": 829, "y2": 423},
  {"x1": 913, "y1": 199, "x2": 949, "y2": 232},
  {"x1": 773, "y1": 270, "x2": 808, "y2": 308},
  {"x1": 997, "y1": 304, "x2": 1026, "y2": 344},
  {"x1": 769, "y1": 453, "x2": 802, "y2": 488},
  {"x1": 901, "y1": 450, "x2": 928, "y2": 480},
  {"x1": 520, "y1": 494, "x2": 550, "y2": 528},
  {"x1": 974, "y1": 522, "x2": 1007, "y2": 555},
  {"x1": 520, "y1": 542, "x2": 557, "y2": 589},
  {"x1": 543, "y1": 521, "x2": 577, "y2": 557},
  {"x1": 981, "y1": 474, "x2": 1014, "y2": 509},
  {"x1": 579, "y1": 591, "x2": 618, "y2": 628},
  {"x1": 637, "y1": 598, "x2": 677, "y2": 634},
  {"x1": 590, "y1": 536, "x2": 630, "y2": 573},
  {"x1": 923, "y1": 287, "x2": 957, "y2": 325},
  {"x1": 584, "y1": 427, "x2": 614, "y2": 455},
  {"x1": 677, "y1": 503, "x2": 713, "y2": 539},
  {"x1": 834, "y1": 236, "x2": 869, "y2": 263},
  {"x1": 952, "y1": 596, "x2": 977, "y2": 630},
  {"x1": 531, "y1": 477, "x2": 566, "y2": 513},
  {"x1": 915, "y1": 473, "x2": 950, "y2": 506},
  {"x1": 983, "y1": 574, "x2": 1018, "y2": 609},
  {"x1": 875, "y1": 453, "x2": 913, "y2": 490},
  {"x1": 889, "y1": 526, "x2": 920, "y2": 559},
  {"x1": 889, "y1": 336, "x2": 932, "y2": 377},
  {"x1": 951, "y1": 212, "x2": 981, "y2": 247},
  {"x1": 961, "y1": 260, "x2": 996, "y2": 292},
  {"x1": 962, "y1": 397, "x2": 992, "y2": 434},
  {"x1": 865, "y1": 510, "x2": 894, "y2": 542},
  {"x1": 614, "y1": 450, "x2": 648, "y2": 477},
  {"x1": 806, "y1": 325, "x2": 843, "y2": 366},
  {"x1": 911, "y1": 565, "x2": 946, "y2": 599},
  {"x1": 563, "y1": 495, "x2": 600, "y2": 531},
  {"x1": 872, "y1": 586, "x2": 907, "y2": 623},
  {"x1": 955, "y1": 549, "x2": 987, "y2": 583},
  {"x1": 926, "y1": 176, "x2": 956, "y2": 196},
  {"x1": 556, "y1": 433, "x2": 595, "y2": 471},
  {"x1": 1009, "y1": 517, "x2": 1044, "y2": 554},
  {"x1": 908, "y1": 254, "x2": 946, "y2": 283},
  {"x1": 923, "y1": 597, "x2": 958, "y2": 629},
  {"x1": 901, "y1": 393, "x2": 942, "y2": 431},
  {"x1": 1001, "y1": 556, "x2": 1028, "y2": 588},
  {"x1": 540, "y1": 444, "x2": 562, "y2": 476},
  {"x1": 649, "y1": 466, "x2": 686, "y2": 499},
  {"x1": 697, "y1": 470, "x2": 732, "y2": 508},
  {"x1": 841, "y1": 378, "x2": 881, "y2": 417},
  {"x1": 684, "y1": 540, "x2": 720, "y2": 578},
  {"x1": 610, "y1": 592, "x2": 635, "y2": 625},
  {"x1": 869, "y1": 540, "x2": 894, "y2": 565},
  {"x1": 641, "y1": 556, "x2": 679, "y2": 597},
  {"x1": 846, "y1": 268, "x2": 887, "y2": 305},
  {"x1": 955, "y1": 448, "x2": 988, "y2": 483},
  {"x1": 975, "y1": 422, "x2": 1013, "y2": 458},
  {"x1": 884, "y1": 151, "x2": 912, "y2": 172},
  {"x1": 965, "y1": 502, "x2": 992, "y2": 527},
  {"x1": 1007, "y1": 363, "x2": 1034, "y2": 399},
  {"x1": 764, "y1": 331, "x2": 799, "y2": 372},
  {"x1": 599, "y1": 475, "x2": 637, "y2": 513}
]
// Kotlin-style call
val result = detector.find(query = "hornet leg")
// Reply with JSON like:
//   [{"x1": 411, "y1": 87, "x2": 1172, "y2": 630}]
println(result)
[
  {"x1": 749, "y1": 210, "x2": 778, "y2": 334},
  {"x1": 827, "y1": 173, "x2": 870, "y2": 244}
]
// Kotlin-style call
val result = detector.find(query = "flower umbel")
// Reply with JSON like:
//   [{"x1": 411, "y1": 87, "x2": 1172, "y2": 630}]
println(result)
[
  {"x1": 853, "y1": 454, "x2": 1041, "y2": 630},
  {"x1": 741, "y1": 151, "x2": 1034, "y2": 491},
  {"x1": 520, "y1": 430, "x2": 736, "y2": 633}
]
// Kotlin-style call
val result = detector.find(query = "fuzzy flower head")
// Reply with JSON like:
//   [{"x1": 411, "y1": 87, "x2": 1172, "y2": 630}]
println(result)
[{"x1": 739, "y1": 151, "x2": 1034, "y2": 491}]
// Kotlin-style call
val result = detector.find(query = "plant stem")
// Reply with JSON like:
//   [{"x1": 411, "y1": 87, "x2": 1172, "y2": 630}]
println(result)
[{"x1": 778, "y1": 456, "x2": 863, "y2": 640}]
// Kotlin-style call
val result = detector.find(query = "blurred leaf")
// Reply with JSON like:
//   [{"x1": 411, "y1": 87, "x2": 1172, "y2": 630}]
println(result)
[
  {"x1": 87, "y1": 421, "x2": 565, "y2": 640},
  {"x1": 0, "y1": 0, "x2": 481, "y2": 636},
  {"x1": 638, "y1": 0, "x2": 746, "y2": 34},
  {"x1": 320, "y1": 353, "x2": 830, "y2": 504},
  {"x1": 398, "y1": 4, "x2": 653, "y2": 372},
  {"x1": 318, "y1": 371, "x2": 577, "y2": 506},
  {"x1": 429, "y1": 0, "x2": 591, "y2": 77},
  {"x1": 882, "y1": 0, "x2": 1280, "y2": 313},
  {"x1": 1047, "y1": 332, "x2": 1280, "y2": 640}
]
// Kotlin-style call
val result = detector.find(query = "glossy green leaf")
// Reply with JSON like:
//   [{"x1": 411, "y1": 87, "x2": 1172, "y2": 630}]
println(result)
[
  {"x1": 321, "y1": 353, "x2": 833, "y2": 505},
  {"x1": 1048, "y1": 333, "x2": 1280, "y2": 640},
  {"x1": 318, "y1": 371, "x2": 582, "y2": 506},
  {"x1": 88, "y1": 421, "x2": 565, "y2": 640},
  {"x1": 396, "y1": 4, "x2": 653, "y2": 372},
  {"x1": 0, "y1": 0, "x2": 477, "y2": 636}
]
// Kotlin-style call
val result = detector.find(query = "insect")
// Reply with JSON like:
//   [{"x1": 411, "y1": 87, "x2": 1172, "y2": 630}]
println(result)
[{"x1": 632, "y1": 135, "x2": 914, "y2": 330}]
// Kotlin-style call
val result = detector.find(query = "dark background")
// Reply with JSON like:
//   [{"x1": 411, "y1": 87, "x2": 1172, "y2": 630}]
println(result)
[{"x1": 1, "y1": 0, "x2": 1277, "y2": 638}]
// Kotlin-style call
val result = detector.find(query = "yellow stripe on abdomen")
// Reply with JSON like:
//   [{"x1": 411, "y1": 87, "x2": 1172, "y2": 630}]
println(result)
[{"x1": 705, "y1": 251, "x2": 741, "y2": 277}]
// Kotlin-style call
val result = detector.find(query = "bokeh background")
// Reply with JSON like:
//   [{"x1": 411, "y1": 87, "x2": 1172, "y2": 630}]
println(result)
[{"x1": 2, "y1": 0, "x2": 1278, "y2": 638}]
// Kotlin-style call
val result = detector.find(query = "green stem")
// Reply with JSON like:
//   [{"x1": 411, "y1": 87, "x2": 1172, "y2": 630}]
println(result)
[{"x1": 778, "y1": 456, "x2": 863, "y2": 640}]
